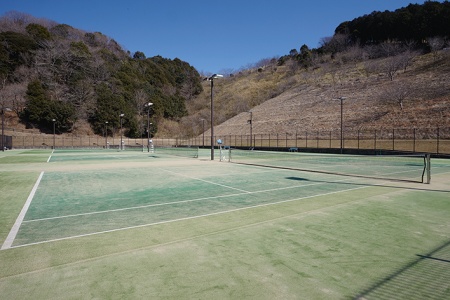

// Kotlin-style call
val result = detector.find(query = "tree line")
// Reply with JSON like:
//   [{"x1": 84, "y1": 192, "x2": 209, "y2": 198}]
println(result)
[
  {"x1": 334, "y1": 1, "x2": 450, "y2": 46},
  {"x1": 277, "y1": 1, "x2": 449, "y2": 71}
]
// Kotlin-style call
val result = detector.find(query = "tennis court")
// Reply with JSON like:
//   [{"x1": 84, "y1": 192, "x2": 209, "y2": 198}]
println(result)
[{"x1": 1, "y1": 148, "x2": 450, "y2": 299}]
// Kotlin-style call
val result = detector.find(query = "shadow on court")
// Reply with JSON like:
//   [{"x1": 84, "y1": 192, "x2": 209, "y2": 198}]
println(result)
[
  {"x1": 353, "y1": 239, "x2": 450, "y2": 299},
  {"x1": 285, "y1": 176, "x2": 450, "y2": 193}
]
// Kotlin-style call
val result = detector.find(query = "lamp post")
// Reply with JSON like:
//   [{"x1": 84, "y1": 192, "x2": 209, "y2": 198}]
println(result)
[
  {"x1": 1, "y1": 107, "x2": 11, "y2": 151},
  {"x1": 207, "y1": 74, "x2": 223, "y2": 160},
  {"x1": 1, "y1": 108, "x2": 4, "y2": 151},
  {"x1": 334, "y1": 97, "x2": 346, "y2": 154},
  {"x1": 247, "y1": 111, "x2": 253, "y2": 148},
  {"x1": 52, "y1": 119, "x2": 56, "y2": 149},
  {"x1": 200, "y1": 118, "x2": 205, "y2": 147},
  {"x1": 119, "y1": 113, "x2": 124, "y2": 150},
  {"x1": 105, "y1": 121, "x2": 108, "y2": 149},
  {"x1": 145, "y1": 102, "x2": 153, "y2": 152}
]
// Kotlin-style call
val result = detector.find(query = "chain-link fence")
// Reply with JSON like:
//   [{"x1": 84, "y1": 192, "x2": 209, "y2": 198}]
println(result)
[
  {"x1": 3, "y1": 126, "x2": 450, "y2": 155},
  {"x1": 186, "y1": 127, "x2": 450, "y2": 155}
]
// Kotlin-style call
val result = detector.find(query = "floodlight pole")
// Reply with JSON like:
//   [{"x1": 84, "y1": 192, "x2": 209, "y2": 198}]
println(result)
[
  {"x1": 52, "y1": 119, "x2": 56, "y2": 149},
  {"x1": 248, "y1": 111, "x2": 253, "y2": 148},
  {"x1": 105, "y1": 121, "x2": 108, "y2": 149},
  {"x1": 145, "y1": 102, "x2": 153, "y2": 152},
  {"x1": 120, "y1": 113, "x2": 124, "y2": 150},
  {"x1": 207, "y1": 74, "x2": 223, "y2": 160},
  {"x1": 334, "y1": 97, "x2": 346, "y2": 154},
  {"x1": 201, "y1": 118, "x2": 205, "y2": 147},
  {"x1": 1, "y1": 108, "x2": 6, "y2": 151}
]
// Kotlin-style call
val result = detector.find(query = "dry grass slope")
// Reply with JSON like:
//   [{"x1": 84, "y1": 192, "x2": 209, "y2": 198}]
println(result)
[{"x1": 191, "y1": 51, "x2": 450, "y2": 137}]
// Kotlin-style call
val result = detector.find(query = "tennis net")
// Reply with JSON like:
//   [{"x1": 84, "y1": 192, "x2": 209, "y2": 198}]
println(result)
[
  {"x1": 229, "y1": 149, "x2": 431, "y2": 183},
  {"x1": 155, "y1": 146, "x2": 199, "y2": 158}
]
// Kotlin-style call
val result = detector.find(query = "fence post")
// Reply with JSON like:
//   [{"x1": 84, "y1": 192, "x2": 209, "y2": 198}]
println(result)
[
  {"x1": 317, "y1": 131, "x2": 319, "y2": 148},
  {"x1": 306, "y1": 131, "x2": 308, "y2": 148},
  {"x1": 343, "y1": 129, "x2": 345, "y2": 151},
  {"x1": 374, "y1": 130, "x2": 377, "y2": 151},
  {"x1": 357, "y1": 129, "x2": 360, "y2": 149},
  {"x1": 392, "y1": 128, "x2": 395, "y2": 151},
  {"x1": 437, "y1": 127, "x2": 440, "y2": 154},
  {"x1": 329, "y1": 131, "x2": 332, "y2": 149}
]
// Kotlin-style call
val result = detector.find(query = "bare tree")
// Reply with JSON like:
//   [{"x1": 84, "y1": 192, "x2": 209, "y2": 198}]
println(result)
[
  {"x1": 68, "y1": 80, "x2": 95, "y2": 119},
  {"x1": 0, "y1": 11, "x2": 34, "y2": 33},
  {"x1": 0, "y1": 82, "x2": 27, "y2": 114},
  {"x1": 362, "y1": 59, "x2": 379, "y2": 78},
  {"x1": 378, "y1": 81, "x2": 413, "y2": 110},
  {"x1": 427, "y1": 36, "x2": 445, "y2": 61},
  {"x1": 134, "y1": 89, "x2": 149, "y2": 114},
  {"x1": 383, "y1": 54, "x2": 407, "y2": 81},
  {"x1": 320, "y1": 33, "x2": 351, "y2": 55},
  {"x1": 399, "y1": 49, "x2": 419, "y2": 71}
]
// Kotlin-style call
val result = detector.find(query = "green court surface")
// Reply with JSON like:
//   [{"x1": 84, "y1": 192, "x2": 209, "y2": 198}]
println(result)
[{"x1": 0, "y1": 149, "x2": 449, "y2": 299}]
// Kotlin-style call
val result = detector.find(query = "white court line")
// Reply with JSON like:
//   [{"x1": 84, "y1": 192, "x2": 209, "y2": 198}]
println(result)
[
  {"x1": 159, "y1": 168, "x2": 252, "y2": 193},
  {"x1": 9, "y1": 163, "x2": 416, "y2": 248},
  {"x1": 46, "y1": 149, "x2": 54, "y2": 162},
  {"x1": 10, "y1": 184, "x2": 369, "y2": 249},
  {"x1": 23, "y1": 180, "x2": 328, "y2": 223},
  {"x1": 1, "y1": 171, "x2": 44, "y2": 250}
]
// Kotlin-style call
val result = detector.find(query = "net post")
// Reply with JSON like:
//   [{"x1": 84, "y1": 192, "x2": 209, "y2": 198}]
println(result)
[
  {"x1": 426, "y1": 153, "x2": 431, "y2": 184},
  {"x1": 228, "y1": 147, "x2": 232, "y2": 162}
]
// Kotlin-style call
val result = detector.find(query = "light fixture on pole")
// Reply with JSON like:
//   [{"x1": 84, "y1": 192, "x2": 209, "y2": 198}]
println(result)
[
  {"x1": 52, "y1": 119, "x2": 56, "y2": 149},
  {"x1": 206, "y1": 74, "x2": 223, "y2": 160},
  {"x1": 105, "y1": 121, "x2": 108, "y2": 149},
  {"x1": 200, "y1": 118, "x2": 205, "y2": 147},
  {"x1": 247, "y1": 111, "x2": 253, "y2": 148},
  {"x1": 145, "y1": 102, "x2": 153, "y2": 152},
  {"x1": 119, "y1": 113, "x2": 124, "y2": 150},
  {"x1": 333, "y1": 97, "x2": 346, "y2": 154}
]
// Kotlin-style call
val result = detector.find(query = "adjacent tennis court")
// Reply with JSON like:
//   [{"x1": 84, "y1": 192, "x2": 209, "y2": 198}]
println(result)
[{"x1": 1, "y1": 148, "x2": 449, "y2": 299}]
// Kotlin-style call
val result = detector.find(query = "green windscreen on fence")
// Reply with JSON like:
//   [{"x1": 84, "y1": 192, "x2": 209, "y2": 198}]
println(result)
[{"x1": 229, "y1": 149, "x2": 431, "y2": 183}]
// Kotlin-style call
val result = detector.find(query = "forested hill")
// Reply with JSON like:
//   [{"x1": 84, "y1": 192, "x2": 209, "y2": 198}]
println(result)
[
  {"x1": 334, "y1": 1, "x2": 450, "y2": 45},
  {"x1": 0, "y1": 11, "x2": 203, "y2": 137}
]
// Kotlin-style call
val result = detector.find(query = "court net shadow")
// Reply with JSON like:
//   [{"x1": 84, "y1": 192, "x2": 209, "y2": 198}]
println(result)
[
  {"x1": 285, "y1": 176, "x2": 450, "y2": 193},
  {"x1": 354, "y1": 240, "x2": 450, "y2": 299}
]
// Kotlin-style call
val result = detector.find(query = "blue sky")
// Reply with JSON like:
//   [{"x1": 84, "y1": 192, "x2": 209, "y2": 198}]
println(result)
[{"x1": 0, "y1": 0, "x2": 438, "y2": 74}]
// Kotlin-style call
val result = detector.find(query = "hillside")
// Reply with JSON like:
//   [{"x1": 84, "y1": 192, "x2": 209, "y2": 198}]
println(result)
[
  {"x1": 1, "y1": 2, "x2": 449, "y2": 140},
  {"x1": 181, "y1": 49, "x2": 450, "y2": 139},
  {"x1": 0, "y1": 11, "x2": 202, "y2": 138}
]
